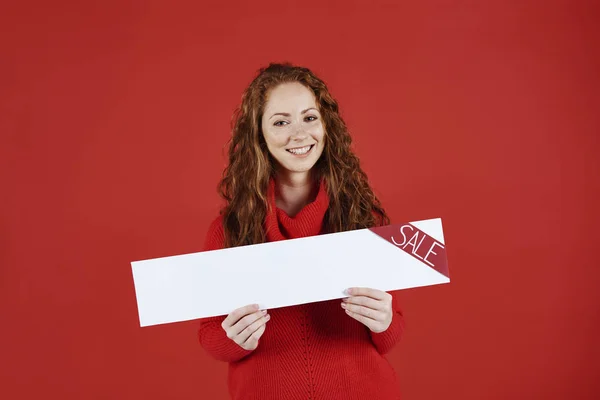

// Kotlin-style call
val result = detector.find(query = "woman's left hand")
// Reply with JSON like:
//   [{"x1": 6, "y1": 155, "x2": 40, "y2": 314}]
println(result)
[{"x1": 341, "y1": 287, "x2": 393, "y2": 333}]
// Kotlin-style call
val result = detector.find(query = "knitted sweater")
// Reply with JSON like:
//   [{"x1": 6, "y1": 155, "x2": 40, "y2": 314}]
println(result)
[{"x1": 197, "y1": 179, "x2": 405, "y2": 400}]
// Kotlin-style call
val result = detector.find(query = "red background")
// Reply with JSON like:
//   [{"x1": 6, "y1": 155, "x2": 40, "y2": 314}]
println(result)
[{"x1": 2, "y1": 1, "x2": 599, "y2": 399}]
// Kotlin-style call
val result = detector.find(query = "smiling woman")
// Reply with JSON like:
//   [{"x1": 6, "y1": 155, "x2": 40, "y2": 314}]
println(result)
[
  {"x1": 197, "y1": 63, "x2": 405, "y2": 400},
  {"x1": 261, "y1": 83, "x2": 325, "y2": 216}
]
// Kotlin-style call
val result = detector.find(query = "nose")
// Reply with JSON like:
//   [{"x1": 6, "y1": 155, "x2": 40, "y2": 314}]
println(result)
[{"x1": 290, "y1": 124, "x2": 308, "y2": 141}]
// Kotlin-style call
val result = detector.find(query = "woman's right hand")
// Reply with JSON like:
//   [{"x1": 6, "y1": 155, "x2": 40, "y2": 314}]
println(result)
[{"x1": 221, "y1": 304, "x2": 270, "y2": 351}]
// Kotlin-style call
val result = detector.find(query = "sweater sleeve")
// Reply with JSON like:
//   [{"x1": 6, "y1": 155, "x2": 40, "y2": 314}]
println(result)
[
  {"x1": 369, "y1": 290, "x2": 405, "y2": 355},
  {"x1": 197, "y1": 215, "x2": 254, "y2": 363}
]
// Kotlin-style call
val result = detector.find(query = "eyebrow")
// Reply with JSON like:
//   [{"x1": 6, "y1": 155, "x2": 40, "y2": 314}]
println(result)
[{"x1": 269, "y1": 107, "x2": 318, "y2": 119}]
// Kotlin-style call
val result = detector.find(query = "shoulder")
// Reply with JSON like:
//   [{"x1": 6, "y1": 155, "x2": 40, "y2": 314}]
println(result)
[{"x1": 203, "y1": 214, "x2": 226, "y2": 251}]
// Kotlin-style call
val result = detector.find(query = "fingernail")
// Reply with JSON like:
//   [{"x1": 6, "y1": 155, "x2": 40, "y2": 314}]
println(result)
[
  {"x1": 254, "y1": 304, "x2": 260, "y2": 310},
  {"x1": 265, "y1": 314, "x2": 271, "y2": 321},
  {"x1": 346, "y1": 288, "x2": 353, "y2": 295},
  {"x1": 262, "y1": 309, "x2": 267, "y2": 314},
  {"x1": 341, "y1": 303, "x2": 346, "y2": 308}
]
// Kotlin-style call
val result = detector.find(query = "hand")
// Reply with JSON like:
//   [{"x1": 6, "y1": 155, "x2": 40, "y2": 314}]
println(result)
[
  {"x1": 341, "y1": 287, "x2": 393, "y2": 333},
  {"x1": 221, "y1": 304, "x2": 270, "y2": 351}
]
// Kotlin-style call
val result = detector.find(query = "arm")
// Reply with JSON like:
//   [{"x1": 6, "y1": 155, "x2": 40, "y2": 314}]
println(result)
[
  {"x1": 196, "y1": 216, "x2": 254, "y2": 363},
  {"x1": 369, "y1": 290, "x2": 405, "y2": 355}
]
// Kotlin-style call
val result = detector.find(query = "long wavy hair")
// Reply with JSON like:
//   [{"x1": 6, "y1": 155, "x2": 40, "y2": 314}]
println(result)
[{"x1": 218, "y1": 62, "x2": 390, "y2": 248}]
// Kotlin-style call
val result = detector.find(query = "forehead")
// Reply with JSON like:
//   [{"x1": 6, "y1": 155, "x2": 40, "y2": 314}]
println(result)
[{"x1": 264, "y1": 82, "x2": 317, "y2": 111}]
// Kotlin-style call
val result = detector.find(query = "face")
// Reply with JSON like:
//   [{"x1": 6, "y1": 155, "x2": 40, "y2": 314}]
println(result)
[{"x1": 261, "y1": 82, "x2": 325, "y2": 177}]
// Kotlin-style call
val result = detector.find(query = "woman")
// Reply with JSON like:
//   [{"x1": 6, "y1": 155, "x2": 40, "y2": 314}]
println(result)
[{"x1": 198, "y1": 63, "x2": 405, "y2": 400}]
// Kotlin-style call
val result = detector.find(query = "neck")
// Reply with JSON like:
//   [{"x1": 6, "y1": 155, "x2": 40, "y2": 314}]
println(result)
[{"x1": 274, "y1": 170, "x2": 318, "y2": 217}]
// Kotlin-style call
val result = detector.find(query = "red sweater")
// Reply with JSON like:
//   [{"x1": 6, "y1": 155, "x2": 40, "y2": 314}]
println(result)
[{"x1": 198, "y1": 179, "x2": 405, "y2": 400}]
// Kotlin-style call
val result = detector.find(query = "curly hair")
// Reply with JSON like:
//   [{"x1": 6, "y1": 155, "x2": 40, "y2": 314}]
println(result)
[{"x1": 218, "y1": 62, "x2": 390, "y2": 248}]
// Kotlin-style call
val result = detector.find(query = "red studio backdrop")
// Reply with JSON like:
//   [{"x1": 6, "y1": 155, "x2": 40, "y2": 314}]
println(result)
[{"x1": 1, "y1": 1, "x2": 599, "y2": 399}]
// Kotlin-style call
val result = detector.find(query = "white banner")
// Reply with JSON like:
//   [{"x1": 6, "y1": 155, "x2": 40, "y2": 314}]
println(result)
[{"x1": 131, "y1": 218, "x2": 450, "y2": 327}]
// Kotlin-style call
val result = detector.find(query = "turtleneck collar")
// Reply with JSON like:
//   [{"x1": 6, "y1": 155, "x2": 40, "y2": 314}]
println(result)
[{"x1": 264, "y1": 177, "x2": 330, "y2": 242}]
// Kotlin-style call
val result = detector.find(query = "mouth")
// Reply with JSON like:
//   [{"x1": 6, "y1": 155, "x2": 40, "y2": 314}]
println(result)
[{"x1": 286, "y1": 144, "x2": 315, "y2": 156}]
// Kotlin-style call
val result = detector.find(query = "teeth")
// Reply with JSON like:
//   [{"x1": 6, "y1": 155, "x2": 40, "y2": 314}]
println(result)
[{"x1": 288, "y1": 145, "x2": 312, "y2": 155}]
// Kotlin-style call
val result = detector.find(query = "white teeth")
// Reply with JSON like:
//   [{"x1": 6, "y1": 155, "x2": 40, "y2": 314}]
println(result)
[{"x1": 288, "y1": 145, "x2": 312, "y2": 155}]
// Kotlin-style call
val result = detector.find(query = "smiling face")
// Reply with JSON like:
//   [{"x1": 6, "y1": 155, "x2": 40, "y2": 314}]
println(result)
[{"x1": 261, "y1": 82, "x2": 325, "y2": 178}]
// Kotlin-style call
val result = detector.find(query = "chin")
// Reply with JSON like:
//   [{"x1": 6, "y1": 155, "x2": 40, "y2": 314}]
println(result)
[
  {"x1": 277, "y1": 160, "x2": 317, "y2": 174},
  {"x1": 284, "y1": 164, "x2": 315, "y2": 173}
]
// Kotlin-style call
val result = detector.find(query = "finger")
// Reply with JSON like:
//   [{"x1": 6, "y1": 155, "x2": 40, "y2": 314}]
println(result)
[
  {"x1": 222, "y1": 304, "x2": 260, "y2": 329},
  {"x1": 230, "y1": 309, "x2": 268, "y2": 337},
  {"x1": 243, "y1": 322, "x2": 267, "y2": 350},
  {"x1": 344, "y1": 308, "x2": 379, "y2": 331},
  {"x1": 347, "y1": 287, "x2": 390, "y2": 301},
  {"x1": 343, "y1": 295, "x2": 385, "y2": 311},
  {"x1": 341, "y1": 302, "x2": 385, "y2": 321},
  {"x1": 236, "y1": 313, "x2": 270, "y2": 344}
]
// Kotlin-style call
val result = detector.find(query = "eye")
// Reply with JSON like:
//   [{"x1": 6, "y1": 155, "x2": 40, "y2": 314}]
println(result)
[
  {"x1": 274, "y1": 120, "x2": 288, "y2": 127},
  {"x1": 305, "y1": 115, "x2": 318, "y2": 122}
]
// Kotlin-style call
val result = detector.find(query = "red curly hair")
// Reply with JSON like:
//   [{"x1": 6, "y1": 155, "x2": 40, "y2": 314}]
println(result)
[{"x1": 218, "y1": 62, "x2": 389, "y2": 248}]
